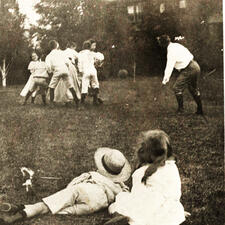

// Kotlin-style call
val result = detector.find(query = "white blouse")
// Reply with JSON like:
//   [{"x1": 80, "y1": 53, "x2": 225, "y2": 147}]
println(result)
[
  {"x1": 109, "y1": 160, "x2": 186, "y2": 225},
  {"x1": 162, "y1": 42, "x2": 193, "y2": 84}
]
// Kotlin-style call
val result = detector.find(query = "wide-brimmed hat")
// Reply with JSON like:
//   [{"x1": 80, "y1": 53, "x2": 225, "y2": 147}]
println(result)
[{"x1": 94, "y1": 147, "x2": 131, "y2": 182}]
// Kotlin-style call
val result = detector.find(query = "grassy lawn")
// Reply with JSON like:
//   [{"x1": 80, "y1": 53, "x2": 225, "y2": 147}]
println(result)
[{"x1": 0, "y1": 73, "x2": 224, "y2": 225}]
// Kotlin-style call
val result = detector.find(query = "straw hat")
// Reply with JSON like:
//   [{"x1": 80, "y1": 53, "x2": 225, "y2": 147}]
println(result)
[{"x1": 94, "y1": 148, "x2": 131, "y2": 182}]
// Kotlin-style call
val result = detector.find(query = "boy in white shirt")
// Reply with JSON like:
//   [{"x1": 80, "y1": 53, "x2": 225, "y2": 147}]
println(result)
[
  {"x1": 78, "y1": 40, "x2": 104, "y2": 106},
  {"x1": 45, "y1": 40, "x2": 79, "y2": 108},
  {"x1": 158, "y1": 34, "x2": 203, "y2": 115}
]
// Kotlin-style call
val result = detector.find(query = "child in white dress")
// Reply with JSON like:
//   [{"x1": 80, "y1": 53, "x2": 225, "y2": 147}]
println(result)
[
  {"x1": 105, "y1": 129, "x2": 186, "y2": 225},
  {"x1": 20, "y1": 52, "x2": 40, "y2": 103}
]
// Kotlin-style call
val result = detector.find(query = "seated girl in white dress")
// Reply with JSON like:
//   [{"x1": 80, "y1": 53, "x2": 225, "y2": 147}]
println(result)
[{"x1": 105, "y1": 129, "x2": 187, "y2": 225}]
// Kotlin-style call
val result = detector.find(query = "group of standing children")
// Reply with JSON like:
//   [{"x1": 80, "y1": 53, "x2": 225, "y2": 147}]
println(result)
[{"x1": 20, "y1": 39, "x2": 104, "y2": 108}]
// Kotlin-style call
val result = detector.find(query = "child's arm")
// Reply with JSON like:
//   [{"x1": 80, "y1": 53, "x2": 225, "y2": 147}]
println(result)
[
  {"x1": 28, "y1": 62, "x2": 35, "y2": 74},
  {"x1": 108, "y1": 182, "x2": 129, "y2": 196},
  {"x1": 67, "y1": 173, "x2": 91, "y2": 188},
  {"x1": 45, "y1": 56, "x2": 53, "y2": 74},
  {"x1": 116, "y1": 182, "x2": 129, "y2": 192}
]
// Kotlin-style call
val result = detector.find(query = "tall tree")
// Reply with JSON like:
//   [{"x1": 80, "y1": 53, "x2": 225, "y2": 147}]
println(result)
[
  {"x1": 32, "y1": 0, "x2": 104, "y2": 50},
  {"x1": 0, "y1": 0, "x2": 28, "y2": 86},
  {"x1": 32, "y1": 0, "x2": 130, "y2": 50}
]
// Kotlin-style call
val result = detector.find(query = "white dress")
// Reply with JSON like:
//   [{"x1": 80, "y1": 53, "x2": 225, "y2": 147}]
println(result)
[
  {"x1": 53, "y1": 48, "x2": 81, "y2": 102},
  {"x1": 20, "y1": 61, "x2": 39, "y2": 97},
  {"x1": 109, "y1": 160, "x2": 186, "y2": 225}
]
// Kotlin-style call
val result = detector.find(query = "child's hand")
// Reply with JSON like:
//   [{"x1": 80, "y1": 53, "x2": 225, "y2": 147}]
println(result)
[
  {"x1": 141, "y1": 175, "x2": 148, "y2": 184},
  {"x1": 119, "y1": 182, "x2": 129, "y2": 192}
]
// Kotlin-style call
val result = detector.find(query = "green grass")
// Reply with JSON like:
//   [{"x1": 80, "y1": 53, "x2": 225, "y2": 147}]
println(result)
[{"x1": 0, "y1": 73, "x2": 224, "y2": 225}]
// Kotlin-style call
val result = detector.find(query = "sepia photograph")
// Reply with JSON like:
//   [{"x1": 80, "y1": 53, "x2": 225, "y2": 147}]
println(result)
[{"x1": 0, "y1": 0, "x2": 223, "y2": 224}]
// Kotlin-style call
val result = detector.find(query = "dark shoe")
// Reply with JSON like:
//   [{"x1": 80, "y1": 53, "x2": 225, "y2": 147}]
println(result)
[
  {"x1": 0, "y1": 211, "x2": 26, "y2": 224},
  {"x1": 0, "y1": 218, "x2": 8, "y2": 225},
  {"x1": 0, "y1": 203, "x2": 11, "y2": 212},
  {"x1": 31, "y1": 97, "x2": 35, "y2": 104},
  {"x1": 81, "y1": 94, "x2": 87, "y2": 104},
  {"x1": 175, "y1": 94, "x2": 184, "y2": 113},
  {"x1": 49, "y1": 101, "x2": 56, "y2": 108},
  {"x1": 97, "y1": 97, "x2": 103, "y2": 104},
  {"x1": 196, "y1": 108, "x2": 204, "y2": 115},
  {"x1": 192, "y1": 94, "x2": 203, "y2": 115},
  {"x1": 0, "y1": 203, "x2": 24, "y2": 214},
  {"x1": 176, "y1": 108, "x2": 184, "y2": 114},
  {"x1": 64, "y1": 102, "x2": 72, "y2": 107}
]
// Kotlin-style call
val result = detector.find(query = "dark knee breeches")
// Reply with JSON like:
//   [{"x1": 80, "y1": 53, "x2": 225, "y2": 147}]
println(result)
[{"x1": 173, "y1": 60, "x2": 201, "y2": 97}]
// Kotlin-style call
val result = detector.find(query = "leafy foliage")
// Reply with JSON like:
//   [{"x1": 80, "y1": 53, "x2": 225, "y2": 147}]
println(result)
[{"x1": 0, "y1": 0, "x2": 29, "y2": 66}]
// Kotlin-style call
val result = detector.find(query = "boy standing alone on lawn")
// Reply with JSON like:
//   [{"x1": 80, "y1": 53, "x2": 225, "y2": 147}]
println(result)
[
  {"x1": 157, "y1": 34, "x2": 203, "y2": 115},
  {"x1": 46, "y1": 40, "x2": 80, "y2": 108}
]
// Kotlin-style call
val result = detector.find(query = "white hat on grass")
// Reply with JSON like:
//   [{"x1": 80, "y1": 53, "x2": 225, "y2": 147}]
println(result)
[{"x1": 94, "y1": 147, "x2": 131, "y2": 182}]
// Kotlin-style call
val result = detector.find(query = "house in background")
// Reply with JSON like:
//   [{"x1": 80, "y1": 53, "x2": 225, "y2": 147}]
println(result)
[{"x1": 106, "y1": 0, "x2": 223, "y2": 70}]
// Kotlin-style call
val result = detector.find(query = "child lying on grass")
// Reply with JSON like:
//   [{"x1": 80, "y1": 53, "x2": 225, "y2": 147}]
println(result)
[{"x1": 0, "y1": 148, "x2": 131, "y2": 224}]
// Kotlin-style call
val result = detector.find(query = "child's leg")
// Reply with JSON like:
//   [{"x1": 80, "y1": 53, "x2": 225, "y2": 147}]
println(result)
[
  {"x1": 23, "y1": 91, "x2": 33, "y2": 105},
  {"x1": 80, "y1": 74, "x2": 90, "y2": 104},
  {"x1": 90, "y1": 73, "x2": 100, "y2": 105},
  {"x1": 39, "y1": 86, "x2": 47, "y2": 105},
  {"x1": 49, "y1": 88, "x2": 55, "y2": 103},
  {"x1": 31, "y1": 96, "x2": 36, "y2": 104},
  {"x1": 23, "y1": 80, "x2": 37, "y2": 105},
  {"x1": 41, "y1": 94, "x2": 47, "y2": 105},
  {"x1": 49, "y1": 74, "x2": 60, "y2": 103},
  {"x1": 24, "y1": 202, "x2": 49, "y2": 218},
  {"x1": 0, "y1": 202, "x2": 49, "y2": 224},
  {"x1": 62, "y1": 74, "x2": 80, "y2": 108},
  {"x1": 69, "y1": 88, "x2": 79, "y2": 107},
  {"x1": 31, "y1": 90, "x2": 37, "y2": 104},
  {"x1": 92, "y1": 88, "x2": 99, "y2": 105}
]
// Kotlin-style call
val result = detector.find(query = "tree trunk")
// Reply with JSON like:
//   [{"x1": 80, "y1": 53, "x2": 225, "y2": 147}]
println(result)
[
  {"x1": 133, "y1": 60, "x2": 136, "y2": 83},
  {"x1": 2, "y1": 77, "x2": 6, "y2": 87},
  {"x1": 1, "y1": 58, "x2": 7, "y2": 87}
]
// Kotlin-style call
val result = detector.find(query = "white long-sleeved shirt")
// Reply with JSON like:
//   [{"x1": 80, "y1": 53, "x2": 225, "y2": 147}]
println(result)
[
  {"x1": 162, "y1": 42, "x2": 193, "y2": 84},
  {"x1": 64, "y1": 48, "x2": 78, "y2": 64},
  {"x1": 45, "y1": 49, "x2": 70, "y2": 75},
  {"x1": 77, "y1": 50, "x2": 104, "y2": 75}
]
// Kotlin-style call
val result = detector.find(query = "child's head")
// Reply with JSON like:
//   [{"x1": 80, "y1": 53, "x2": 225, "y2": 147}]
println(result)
[
  {"x1": 157, "y1": 34, "x2": 171, "y2": 48},
  {"x1": 94, "y1": 148, "x2": 131, "y2": 182},
  {"x1": 137, "y1": 129, "x2": 172, "y2": 164},
  {"x1": 31, "y1": 52, "x2": 39, "y2": 61},
  {"x1": 66, "y1": 41, "x2": 77, "y2": 50},
  {"x1": 89, "y1": 39, "x2": 97, "y2": 51},
  {"x1": 136, "y1": 129, "x2": 173, "y2": 183},
  {"x1": 82, "y1": 40, "x2": 91, "y2": 50},
  {"x1": 48, "y1": 40, "x2": 59, "y2": 51}
]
